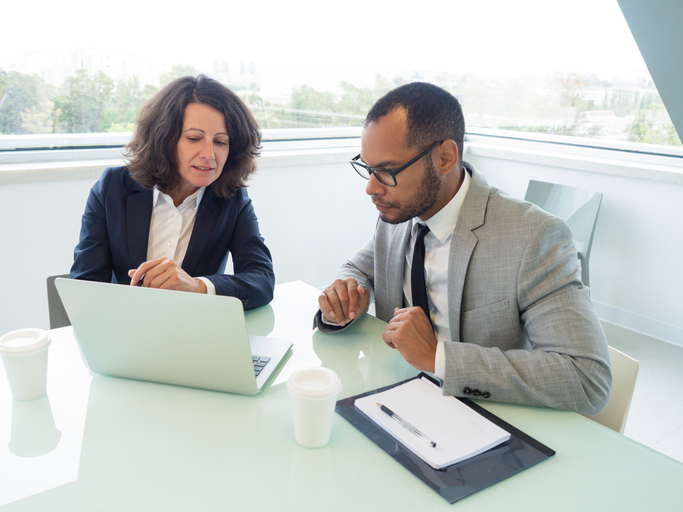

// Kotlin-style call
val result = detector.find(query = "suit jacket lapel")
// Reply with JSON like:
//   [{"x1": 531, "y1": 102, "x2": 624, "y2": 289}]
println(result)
[
  {"x1": 448, "y1": 163, "x2": 489, "y2": 342},
  {"x1": 388, "y1": 222, "x2": 411, "y2": 308},
  {"x1": 127, "y1": 185, "x2": 153, "y2": 268},
  {"x1": 182, "y1": 187, "x2": 220, "y2": 275}
]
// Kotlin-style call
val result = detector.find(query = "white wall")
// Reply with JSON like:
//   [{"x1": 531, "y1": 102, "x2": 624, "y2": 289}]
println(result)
[{"x1": 1, "y1": 149, "x2": 681, "y2": 346}]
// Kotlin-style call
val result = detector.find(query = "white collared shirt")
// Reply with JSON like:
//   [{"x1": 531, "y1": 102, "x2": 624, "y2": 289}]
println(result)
[
  {"x1": 403, "y1": 169, "x2": 471, "y2": 379},
  {"x1": 147, "y1": 187, "x2": 216, "y2": 294}
]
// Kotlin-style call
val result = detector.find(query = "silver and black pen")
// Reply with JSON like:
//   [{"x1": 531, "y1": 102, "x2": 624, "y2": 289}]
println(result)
[{"x1": 377, "y1": 402, "x2": 437, "y2": 448}]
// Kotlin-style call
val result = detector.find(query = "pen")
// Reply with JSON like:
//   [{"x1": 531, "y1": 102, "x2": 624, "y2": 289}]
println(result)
[
  {"x1": 377, "y1": 402, "x2": 437, "y2": 448},
  {"x1": 136, "y1": 273, "x2": 146, "y2": 287}
]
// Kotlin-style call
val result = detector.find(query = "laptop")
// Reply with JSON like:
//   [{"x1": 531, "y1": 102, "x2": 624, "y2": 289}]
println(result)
[{"x1": 55, "y1": 278, "x2": 292, "y2": 395}]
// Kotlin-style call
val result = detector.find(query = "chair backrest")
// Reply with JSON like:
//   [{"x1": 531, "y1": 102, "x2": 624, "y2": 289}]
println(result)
[
  {"x1": 583, "y1": 346, "x2": 639, "y2": 434},
  {"x1": 524, "y1": 180, "x2": 602, "y2": 287},
  {"x1": 46, "y1": 274, "x2": 72, "y2": 329}
]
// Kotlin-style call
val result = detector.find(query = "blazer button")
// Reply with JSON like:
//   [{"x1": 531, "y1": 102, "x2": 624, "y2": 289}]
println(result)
[
  {"x1": 463, "y1": 387, "x2": 472, "y2": 395},
  {"x1": 482, "y1": 392, "x2": 491, "y2": 399},
  {"x1": 472, "y1": 389, "x2": 482, "y2": 396}
]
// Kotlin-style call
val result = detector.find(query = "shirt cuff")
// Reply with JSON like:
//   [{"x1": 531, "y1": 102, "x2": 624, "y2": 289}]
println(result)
[
  {"x1": 319, "y1": 313, "x2": 340, "y2": 327},
  {"x1": 434, "y1": 340, "x2": 446, "y2": 380},
  {"x1": 198, "y1": 277, "x2": 216, "y2": 295}
]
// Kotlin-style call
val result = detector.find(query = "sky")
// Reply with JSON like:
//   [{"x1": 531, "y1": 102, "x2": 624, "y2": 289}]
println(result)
[{"x1": 2, "y1": 0, "x2": 649, "y2": 89}]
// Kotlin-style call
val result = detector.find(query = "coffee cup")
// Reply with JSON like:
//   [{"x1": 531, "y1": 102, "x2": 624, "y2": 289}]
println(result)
[
  {"x1": 287, "y1": 367, "x2": 342, "y2": 448},
  {"x1": 0, "y1": 328, "x2": 51, "y2": 401}
]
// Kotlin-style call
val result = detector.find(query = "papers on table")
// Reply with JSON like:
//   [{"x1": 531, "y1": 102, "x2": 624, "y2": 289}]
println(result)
[{"x1": 354, "y1": 377, "x2": 510, "y2": 469}]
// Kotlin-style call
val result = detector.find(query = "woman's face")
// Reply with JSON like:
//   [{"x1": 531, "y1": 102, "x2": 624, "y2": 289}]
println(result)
[{"x1": 174, "y1": 102, "x2": 229, "y2": 201}]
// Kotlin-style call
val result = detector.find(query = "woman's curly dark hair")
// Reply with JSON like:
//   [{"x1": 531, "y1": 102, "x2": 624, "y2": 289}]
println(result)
[{"x1": 125, "y1": 75, "x2": 261, "y2": 199}]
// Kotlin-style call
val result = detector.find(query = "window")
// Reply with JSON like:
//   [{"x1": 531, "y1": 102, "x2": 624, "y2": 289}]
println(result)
[{"x1": 1, "y1": 0, "x2": 680, "y2": 147}]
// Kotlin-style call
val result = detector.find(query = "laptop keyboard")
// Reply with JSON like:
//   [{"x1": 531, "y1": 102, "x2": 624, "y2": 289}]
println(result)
[{"x1": 252, "y1": 355, "x2": 271, "y2": 376}]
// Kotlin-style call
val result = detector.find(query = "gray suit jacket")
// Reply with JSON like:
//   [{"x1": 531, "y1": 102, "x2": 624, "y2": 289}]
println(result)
[{"x1": 316, "y1": 163, "x2": 611, "y2": 414}]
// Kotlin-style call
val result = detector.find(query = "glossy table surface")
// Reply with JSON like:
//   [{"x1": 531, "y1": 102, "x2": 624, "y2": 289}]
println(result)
[{"x1": 1, "y1": 281, "x2": 682, "y2": 510}]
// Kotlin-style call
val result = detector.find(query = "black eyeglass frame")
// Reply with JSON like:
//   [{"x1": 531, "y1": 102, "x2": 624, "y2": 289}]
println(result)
[{"x1": 350, "y1": 140, "x2": 445, "y2": 187}]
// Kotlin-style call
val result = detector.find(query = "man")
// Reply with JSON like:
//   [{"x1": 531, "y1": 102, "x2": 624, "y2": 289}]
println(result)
[{"x1": 315, "y1": 82, "x2": 611, "y2": 414}]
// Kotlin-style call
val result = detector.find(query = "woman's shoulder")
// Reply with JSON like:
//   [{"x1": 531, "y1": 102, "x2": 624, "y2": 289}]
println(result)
[
  {"x1": 91, "y1": 166, "x2": 147, "y2": 202},
  {"x1": 97, "y1": 166, "x2": 143, "y2": 190},
  {"x1": 209, "y1": 185, "x2": 251, "y2": 204}
]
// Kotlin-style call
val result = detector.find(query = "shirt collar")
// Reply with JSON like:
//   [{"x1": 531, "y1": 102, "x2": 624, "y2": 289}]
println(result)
[
  {"x1": 414, "y1": 168, "x2": 471, "y2": 244},
  {"x1": 153, "y1": 187, "x2": 205, "y2": 210}
]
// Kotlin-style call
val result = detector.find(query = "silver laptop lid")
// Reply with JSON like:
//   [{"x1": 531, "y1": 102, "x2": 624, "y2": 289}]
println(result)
[{"x1": 55, "y1": 278, "x2": 290, "y2": 395}]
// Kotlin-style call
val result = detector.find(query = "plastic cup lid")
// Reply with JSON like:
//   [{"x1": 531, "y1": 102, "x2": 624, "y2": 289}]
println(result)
[
  {"x1": 287, "y1": 367, "x2": 342, "y2": 397},
  {"x1": 0, "y1": 328, "x2": 51, "y2": 354}
]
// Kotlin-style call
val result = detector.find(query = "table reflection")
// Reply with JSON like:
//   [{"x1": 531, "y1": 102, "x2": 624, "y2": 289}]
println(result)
[{"x1": 9, "y1": 395, "x2": 61, "y2": 458}]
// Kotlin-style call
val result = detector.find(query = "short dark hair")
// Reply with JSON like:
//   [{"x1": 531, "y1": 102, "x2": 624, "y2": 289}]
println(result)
[
  {"x1": 365, "y1": 82, "x2": 465, "y2": 166},
  {"x1": 125, "y1": 75, "x2": 261, "y2": 199}
]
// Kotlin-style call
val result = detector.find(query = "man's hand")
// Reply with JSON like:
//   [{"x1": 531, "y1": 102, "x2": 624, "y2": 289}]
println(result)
[
  {"x1": 382, "y1": 307, "x2": 437, "y2": 372},
  {"x1": 128, "y1": 257, "x2": 207, "y2": 294},
  {"x1": 318, "y1": 278, "x2": 370, "y2": 327}
]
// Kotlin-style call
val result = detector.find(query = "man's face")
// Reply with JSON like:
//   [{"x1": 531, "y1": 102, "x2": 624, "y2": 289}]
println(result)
[{"x1": 361, "y1": 108, "x2": 441, "y2": 224}]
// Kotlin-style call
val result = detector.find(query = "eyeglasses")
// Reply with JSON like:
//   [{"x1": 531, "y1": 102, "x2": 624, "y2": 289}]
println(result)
[{"x1": 350, "y1": 140, "x2": 445, "y2": 187}]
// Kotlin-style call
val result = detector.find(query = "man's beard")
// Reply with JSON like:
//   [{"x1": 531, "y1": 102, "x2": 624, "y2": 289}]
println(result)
[{"x1": 378, "y1": 158, "x2": 441, "y2": 225}]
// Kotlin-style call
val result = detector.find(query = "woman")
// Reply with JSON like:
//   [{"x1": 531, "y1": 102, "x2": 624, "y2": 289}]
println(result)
[{"x1": 71, "y1": 75, "x2": 274, "y2": 309}]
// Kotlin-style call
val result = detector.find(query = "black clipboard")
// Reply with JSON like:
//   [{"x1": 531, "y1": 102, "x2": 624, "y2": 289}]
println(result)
[{"x1": 335, "y1": 373, "x2": 555, "y2": 504}]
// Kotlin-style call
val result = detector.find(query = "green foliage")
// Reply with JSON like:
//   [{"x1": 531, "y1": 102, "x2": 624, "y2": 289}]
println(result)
[
  {"x1": 53, "y1": 70, "x2": 114, "y2": 133},
  {"x1": 285, "y1": 83, "x2": 374, "y2": 127},
  {"x1": 290, "y1": 85, "x2": 336, "y2": 112},
  {"x1": 1, "y1": 66, "x2": 680, "y2": 147},
  {"x1": 0, "y1": 67, "x2": 161, "y2": 135},
  {"x1": 159, "y1": 65, "x2": 200, "y2": 87},
  {"x1": 627, "y1": 98, "x2": 682, "y2": 146},
  {"x1": 0, "y1": 70, "x2": 43, "y2": 134},
  {"x1": 105, "y1": 122, "x2": 136, "y2": 132},
  {"x1": 337, "y1": 82, "x2": 373, "y2": 115}
]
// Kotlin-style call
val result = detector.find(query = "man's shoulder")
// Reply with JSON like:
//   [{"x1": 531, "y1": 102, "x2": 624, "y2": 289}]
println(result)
[
  {"x1": 476, "y1": 187, "x2": 571, "y2": 249},
  {"x1": 487, "y1": 185, "x2": 559, "y2": 225},
  {"x1": 464, "y1": 162, "x2": 555, "y2": 223}
]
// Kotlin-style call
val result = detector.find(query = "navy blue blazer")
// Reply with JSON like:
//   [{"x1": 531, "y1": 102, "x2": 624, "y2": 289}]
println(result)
[{"x1": 71, "y1": 166, "x2": 274, "y2": 309}]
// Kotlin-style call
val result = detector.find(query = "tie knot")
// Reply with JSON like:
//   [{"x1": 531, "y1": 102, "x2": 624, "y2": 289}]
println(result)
[{"x1": 416, "y1": 223, "x2": 430, "y2": 242}]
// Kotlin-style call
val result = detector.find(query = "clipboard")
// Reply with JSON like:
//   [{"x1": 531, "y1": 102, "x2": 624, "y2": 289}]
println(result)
[{"x1": 335, "y1": 373, "x2": 555, "y2": 504}]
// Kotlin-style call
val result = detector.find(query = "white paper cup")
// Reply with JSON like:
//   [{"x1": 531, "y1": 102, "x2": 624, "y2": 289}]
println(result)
[
  {"x1": 0, "y1": 328, "x2": 51, "y2": 401},
  {"x1": 287, "y1": 367, "x2": 342, "y2": 448}
]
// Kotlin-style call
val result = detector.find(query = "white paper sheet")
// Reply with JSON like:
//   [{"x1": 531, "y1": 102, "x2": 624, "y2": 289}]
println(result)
[{"x1": 355, "y1": 377, "x2": 510, "y2": 469}]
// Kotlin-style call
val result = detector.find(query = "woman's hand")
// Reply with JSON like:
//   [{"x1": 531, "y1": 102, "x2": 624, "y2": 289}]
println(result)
[{"x1": 128, "y1": 257, "x2": 207, "y2": 293}]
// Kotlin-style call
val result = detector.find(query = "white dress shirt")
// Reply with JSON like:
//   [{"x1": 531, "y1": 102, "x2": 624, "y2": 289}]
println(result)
[
  {"x1": 403, "y1": 170, "x2": 471, "y2": 379},
  {"x1": 147, "y1": 187, "x2": 216, "y2": 294}
]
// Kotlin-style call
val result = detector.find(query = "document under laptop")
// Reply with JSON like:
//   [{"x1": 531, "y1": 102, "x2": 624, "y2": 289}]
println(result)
[{"x1": 55, "y1": 278, "x2": 292, "y2": 395}]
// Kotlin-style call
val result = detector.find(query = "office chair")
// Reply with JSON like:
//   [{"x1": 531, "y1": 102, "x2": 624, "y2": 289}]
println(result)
[
  {"x1": 524, "y1": 180, "x2": 602, "y2": 288},
  {"x1": 46, "y1": 274, "x2": 71, "y2": 329},
  {"x1": 583, "y1": 346, "x2": 639, "y2": 434}
]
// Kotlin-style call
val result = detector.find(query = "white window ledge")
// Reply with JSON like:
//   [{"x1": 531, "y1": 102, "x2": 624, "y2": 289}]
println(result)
[
  {"x1": 465, "y1": 140, "x2": 683, "y2": 185},
  {"x1": 0, "y1": 146, "x2": 361, "y2": 185},
  {"x1": 464, "y1": 129, "x2": 683, "y2": 186},
  {"x1": 2, "y1": 128, "x2": 683, "y2": 186},
  {"x1": 0, "y1": 128, "x2": 362, "y2": 185}
]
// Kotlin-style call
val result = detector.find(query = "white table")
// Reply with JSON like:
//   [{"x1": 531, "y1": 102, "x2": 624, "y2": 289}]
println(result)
[{"x1": 1, "y1": 281, "x2": 682, "y2": 510}]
